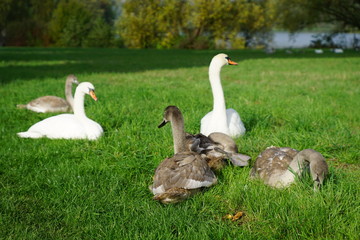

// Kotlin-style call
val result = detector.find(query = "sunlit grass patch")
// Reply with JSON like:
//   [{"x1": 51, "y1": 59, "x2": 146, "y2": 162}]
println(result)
[
  {"x1": 0, "y1": 48, "x2": 359, "y2": 239},
  {"x1": 0, "y1": 60, "x2": 79, "y2": 67}
]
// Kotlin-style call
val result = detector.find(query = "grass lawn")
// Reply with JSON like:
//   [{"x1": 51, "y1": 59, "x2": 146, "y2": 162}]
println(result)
[{"x1": 0, "y1": 47, "x2": 359, "y2": 239}]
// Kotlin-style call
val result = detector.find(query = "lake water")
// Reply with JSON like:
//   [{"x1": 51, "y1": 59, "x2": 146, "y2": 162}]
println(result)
[{"x1": 271, "y1": 31, "x2": 360, "y2": 49}]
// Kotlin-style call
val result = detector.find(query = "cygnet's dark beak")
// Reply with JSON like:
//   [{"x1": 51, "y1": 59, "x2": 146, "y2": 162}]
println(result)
[{"x1": 158, "y1": 119, "x2": 168, "y2": 128}]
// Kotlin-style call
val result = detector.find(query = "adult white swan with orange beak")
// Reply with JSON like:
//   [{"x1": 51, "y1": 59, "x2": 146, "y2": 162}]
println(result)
[
  {"x1": 200, "y1": 53, "x2": 246, "y2": 138},
  {"x1": 17, "y1": 82, "x2": 103, "y2": 140}
]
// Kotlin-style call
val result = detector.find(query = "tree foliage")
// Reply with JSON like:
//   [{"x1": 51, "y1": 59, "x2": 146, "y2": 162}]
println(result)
[
  {"x1": 116, "y1": 0, "x2": 276, "y2": 49},
  {"x1": 274, "y1": 0, "x2": 360, "y2": 32},
  {"x1": 49, "y1": 0, "x2": 115, "y2": 47},
  {"x1": 1, "y1": 0, "x2": 358, "y2": 48},
  {"x1": 1, "y1": 0, "x2": 115, "y2": 47},
  {"x1": 0, "y1": 0, "x2": 54, "y2": 46}
]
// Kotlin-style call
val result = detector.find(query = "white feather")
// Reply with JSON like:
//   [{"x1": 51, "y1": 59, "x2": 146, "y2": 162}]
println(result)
[{"x1": 184, "y1": 179, "x2": 216, "y2": 189}]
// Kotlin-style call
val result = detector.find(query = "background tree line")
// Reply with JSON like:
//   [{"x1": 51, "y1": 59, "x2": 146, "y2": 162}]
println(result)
[{"x1": 0, "y1": 0, "x2": 359, "y2": 48}]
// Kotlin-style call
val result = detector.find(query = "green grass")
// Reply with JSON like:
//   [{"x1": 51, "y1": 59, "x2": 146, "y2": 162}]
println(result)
[{"x1": 0, "y1": 48, "x2": 359, "y2": 239}]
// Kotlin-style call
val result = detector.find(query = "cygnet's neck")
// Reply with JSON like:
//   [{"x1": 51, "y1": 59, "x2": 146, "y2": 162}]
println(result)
[
  {"x1": 171, "y1": 116, "x2": 187, "y2": 154},
  {"x1": 288, "y1": 149, "x2": 323, "y2": 176},
  {"x1": 209, "y1": 61, "x2": 227, "y2": 126},
  {"x1": 73, "y1": 89, "x2": 87, "y2": 118},
  {"x1": 65, "y1": 78, "x2": 75, "y2": 109}
]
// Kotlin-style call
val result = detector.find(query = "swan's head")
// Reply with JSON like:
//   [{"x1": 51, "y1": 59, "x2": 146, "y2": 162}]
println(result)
[
  {"x1": 211, "y1": 53, "x2": 238, "y2": 67},
  {"x1": 297, "y1": 149, "x2": 328, "y2": 190},
  {"x1": 158, "y1": 105, "x2": 183, "y2": 128},
  {"x1": 67, "y1": 74, "x2": 79, "y2": 85},
  {"x1": 309, "y1": 155, "x2": 328, "y2": 190},
  {"x1": 77, "y1": 82, "x2": 98, "y2": 101}
]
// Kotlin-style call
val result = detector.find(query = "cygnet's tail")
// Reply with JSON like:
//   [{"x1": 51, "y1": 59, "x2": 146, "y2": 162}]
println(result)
[
  {"x1": 230, "y1": 153, "x2": 251, "y2": 167},
  {"x1": 16, "y1": 104, "x2": 27, "y2": 109},
  {"x1": 17, "y1": 131, "x2": 43, "y2": 138},
  {"x1": 214, "y1": 147, "x2": 251, "y2": 167}
]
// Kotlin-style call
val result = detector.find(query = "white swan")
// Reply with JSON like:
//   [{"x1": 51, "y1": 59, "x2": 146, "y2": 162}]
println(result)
[
  {"x1": 200, "y1": 53, "x2": 246, "y2": 138},
  {"x1": 150, "y1": 106, "x2": 217, "y2": 204},
  {"x1": 17, "y1": 74, "x2": 79, "y2": 113},
  {"x1": 17, "y1": 82, "x2": 103, "y2": 140},
  {"x1": 250, "y1": 146, "x2": 329, "y2": 190}
]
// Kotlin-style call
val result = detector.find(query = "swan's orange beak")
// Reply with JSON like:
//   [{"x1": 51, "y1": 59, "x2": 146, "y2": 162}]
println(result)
[
  {"x1": 228, "y1": 59, "x2": 238, "y2": 65},
  {"x1": 89, "y1": 90, "x2": 98, "y2": 101}
]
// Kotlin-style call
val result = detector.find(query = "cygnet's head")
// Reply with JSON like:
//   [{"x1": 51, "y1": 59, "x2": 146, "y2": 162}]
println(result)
[
  {"x1": 158, "y1": 105, "x2": 183, "y2": 128},
  {"x1": 67, "y1": 74, "x2": 79, "y2": 85},
  {"x1": 211, "y1": 53, "x2": 238, "y2": 67},
  {"x1": 310, "y1": 158, "x2": 329, "y2": 190}
]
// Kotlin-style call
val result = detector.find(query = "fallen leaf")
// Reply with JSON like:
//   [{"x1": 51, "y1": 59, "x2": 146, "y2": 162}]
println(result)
[
  {"x1": 222, "y1": 214, "x2": 233, "y2": 220},
  {"x1": 231, "y1": 211, "x2": 244, "y2": 221}
]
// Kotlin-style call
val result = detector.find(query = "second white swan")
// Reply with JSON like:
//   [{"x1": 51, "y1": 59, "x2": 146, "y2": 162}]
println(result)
[{"x1": 200, "y1": 53, "x2": 246, "y2": 138}]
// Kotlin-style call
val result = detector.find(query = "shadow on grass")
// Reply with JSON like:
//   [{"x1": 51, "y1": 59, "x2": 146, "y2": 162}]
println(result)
[{"x1": 1, "y1": 47, "x2": 359, "y2": 84}]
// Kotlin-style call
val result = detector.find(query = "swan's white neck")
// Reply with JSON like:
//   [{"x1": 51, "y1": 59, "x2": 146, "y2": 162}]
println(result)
[
  {"x1": 209, "y1": 61, "x2": 227, "y2": 128},
  {"x1": 171, "y1": 117, "x2": 187, "y2": 154},
  {"x1": 65, "y1": 79, "x2": 74, "y2": 109},
  {"x1": 73, "y1": 89, "x2": 87, "y2": 119}
]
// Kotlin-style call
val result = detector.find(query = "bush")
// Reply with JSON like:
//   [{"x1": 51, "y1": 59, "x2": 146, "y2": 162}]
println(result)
[
  {"x1": 82, "y1": 18, "x2": 114, "y2": 48},
  {"x1": 49, "y1": 0, "x2": 114, "y2": 47}
]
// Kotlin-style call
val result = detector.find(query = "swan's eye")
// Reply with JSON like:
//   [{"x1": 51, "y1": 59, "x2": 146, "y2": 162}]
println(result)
[{"x1": 225, "y1": 57, "x2": 230, "y2": 60}]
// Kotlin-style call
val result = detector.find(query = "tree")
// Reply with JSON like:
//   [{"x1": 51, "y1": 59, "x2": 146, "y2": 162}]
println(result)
[
  {"x1": 49, "y1": 0, "x2": 115, "y2": 47},
  {"x1": 0, "y1": 0, "x2": 12, "y2": 45},
  {"x1": 1, "y1": 0, "x2": 115, "y2": 47},
  {"x1": 0, "y1": 0, "x2": 56, "y2": 46},
  {"x1": 116, "y1": 0, "x2": 276, "y2": 49},
  {"x1": 115, "y1": 0, "x2": 161, "y2": 48},
  {"x1": 274, "y1": 0, "x2": 360, "y2": 32},
  {"x1": 50, "y1": 0, "x2": 93, "y2": 47}
]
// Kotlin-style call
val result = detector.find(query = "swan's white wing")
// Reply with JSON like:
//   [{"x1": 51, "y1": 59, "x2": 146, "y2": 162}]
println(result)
[
  {"x1": 83, "y1": 119, "x2": 103, "y2": 140},
  {"x1": 200, "y1": 110, "x2": 230, "y2": 136},
  {"x1": 200, "y1": 111, "x2": 213, "y2": 136},
  {"x1": 201, "y1": 109, "x2": 246, "y2": 138},
  {"x1": 25, "y1": 114, "x2": 86, "y2": 139},
  {"x1": 226, "y1": 108, "x2": 245, "y2": 138}
]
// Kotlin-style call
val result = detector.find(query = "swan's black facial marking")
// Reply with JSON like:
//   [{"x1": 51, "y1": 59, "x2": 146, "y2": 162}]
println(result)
[{"x1": 225, "y1": 56, "x2": 238, "y2": 65}]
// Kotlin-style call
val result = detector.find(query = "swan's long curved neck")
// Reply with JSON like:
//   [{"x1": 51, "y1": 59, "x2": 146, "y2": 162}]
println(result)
[
  {"x1": 65, "y1": 79, "x2": 74, "y2": 108},
  {"x1": 286, "y1": 149, "x2": 327, "y2": 189},
  {"x1": 209, "y1": 62, "x2": 227, "y2": 128},
  {"x1": 288, "y1": 149, "x2": 323, "y2": 175},
  {"x1": 171, "y1": 117, "x2": 187, "y2": 154},
  {"x1": 73, "y1": 90, "x2": 86, "y2": 118}
]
